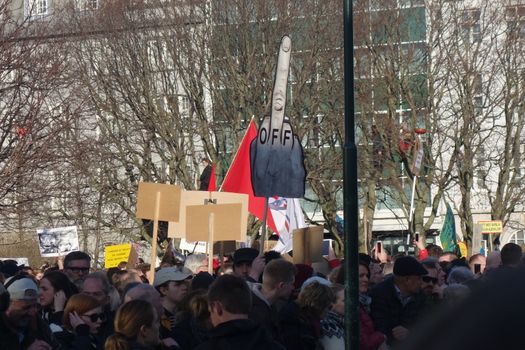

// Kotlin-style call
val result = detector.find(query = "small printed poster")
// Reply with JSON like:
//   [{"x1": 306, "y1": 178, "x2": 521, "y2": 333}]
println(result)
[{"x1": 37, "y1": 226, "x2": 79, "y2": 257}]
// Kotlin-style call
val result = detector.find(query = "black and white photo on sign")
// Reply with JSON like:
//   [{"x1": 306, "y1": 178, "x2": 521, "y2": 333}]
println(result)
[{"x1": 36, "y1": 226, "x2": 79, "y2": 257}]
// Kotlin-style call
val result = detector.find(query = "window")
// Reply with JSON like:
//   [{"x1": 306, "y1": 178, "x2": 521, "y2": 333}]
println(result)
[
  {"x1": 509, "y1": 230, "x2": 525, "y2": 245},
  {"x1": 178, "y1": 95, "x2": 190, "y2": 116},
  {"x1": 461, "y1": 9, "x2": 481, "y2": 44},
  {"x1": 474, "y1": 96, "x2": 483, "y2": 116},
  {"x1": 78, "y1": 0, "x2": 98, "y2": 10},
  {"x1": 506, "y1": 5, "x2": 525, "y2": 39},
  {"x1": 476, "y1": 145, "x2": 486, "y2": 188},
  {"x1": 25, "y1": 0, "x2": 48, "y2": 18},
  {"x1": 473, "y1": 73, "x2": 483, "y2": 116}
]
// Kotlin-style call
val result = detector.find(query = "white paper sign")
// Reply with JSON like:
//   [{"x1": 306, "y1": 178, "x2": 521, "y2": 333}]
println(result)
[
  {"x1": 37, "y1": 226, "x2": 79, "y2": 257},
  {"x1": 179, "y1": 238, "x2": 207, "y2": 254}
]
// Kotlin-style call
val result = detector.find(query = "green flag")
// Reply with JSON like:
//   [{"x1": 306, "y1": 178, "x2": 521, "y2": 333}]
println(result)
[{"x1": 440, "y1": 203, "x2": 458, "y2": 253}]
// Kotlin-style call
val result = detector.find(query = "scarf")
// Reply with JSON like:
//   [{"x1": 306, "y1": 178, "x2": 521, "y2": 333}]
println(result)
[
  {"x1": 359, "y1": 293, "x2": 372, "y2": 313},
  {"x1": 320, "y1": 311, "x2": 344, "y2": 339}
]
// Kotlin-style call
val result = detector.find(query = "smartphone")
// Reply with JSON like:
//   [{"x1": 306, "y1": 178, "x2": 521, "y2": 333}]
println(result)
[
  {"x1": 415, "y1": 233, "x2": 420, "y2": 242},
  {"x1": 376, "y1": 241, "x2": 382, "y2": 254},
  {"x1": 474, "y1": 263, "x2": 481, "y2": 274}
]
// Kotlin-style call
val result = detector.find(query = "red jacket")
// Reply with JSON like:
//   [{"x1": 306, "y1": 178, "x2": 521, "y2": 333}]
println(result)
[{"x1": 360, "y1": 305, "x2": 385, "y2": 350}]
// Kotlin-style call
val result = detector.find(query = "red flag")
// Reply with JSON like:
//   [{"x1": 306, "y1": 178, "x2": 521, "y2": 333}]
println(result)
[
  {"x1": 208, "y1": 164, "x2": 217, "y2": 191},
  {"x1": 221, "y1": 119, "x2": 277, "y2": 232}
]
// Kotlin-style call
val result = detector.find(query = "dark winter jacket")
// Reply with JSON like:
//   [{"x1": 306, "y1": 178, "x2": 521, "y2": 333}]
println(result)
[
  {"x1": 369, "y1": 276, "x2": 426, "y2": 345},
  {"x1": 247, "y1": 283, "x2": 279, "y2": 340},
  {"x1": 0, "y1": 312, "x2": 62, "y2": 350},
  {"x1": 194, "y1": 319, "x2": 285, "y2": 350},
  {"x1": 172, "y1": 315, "x2": 209, "y2": 350},
  {"x1": 277, "y1": 302, "x2": 323, "y2": 350},
  {"x1": 55, "y1": 324, "x2": 103, "y2": 350}
]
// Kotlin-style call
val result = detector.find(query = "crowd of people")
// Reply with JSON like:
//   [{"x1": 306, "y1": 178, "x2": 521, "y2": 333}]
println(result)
[{"x1": 0, "y1": 240, "x2": 524, "y2": 350}]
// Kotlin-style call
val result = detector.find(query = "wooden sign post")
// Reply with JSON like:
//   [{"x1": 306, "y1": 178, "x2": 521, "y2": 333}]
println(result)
[
  {"x1": 136, "y1": 182, "x2": 182, "y2": 285},
  {"x1": 292, "y1": 226, "x2": 324, "y2": 264}
]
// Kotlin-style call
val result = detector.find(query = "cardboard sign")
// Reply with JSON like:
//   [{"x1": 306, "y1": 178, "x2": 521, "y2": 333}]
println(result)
[
  {"x1": 37, "y1": 226, "x2": 79, "y2": 257},
  {"x1": 168, "y1": 191, "x2": 248, "y2": 240},
  {"x1": 185, "y1": 203, "x2": 244, "y2": 242},
  {"x1": 136, "y1": 182, "x2": 182, "y2": 222},
  {"x1": 105, "y1": 244, "x2": 132, "y2": 268},
  {"x1": 168, "y1": 191, "x2": 209, "y2": 238},
  {"x1": 292, "y1": 226, "x2": 324, "y2": 264},
  {"x1": 479, "y1": 220, "x2": 503, "y2": 234}
]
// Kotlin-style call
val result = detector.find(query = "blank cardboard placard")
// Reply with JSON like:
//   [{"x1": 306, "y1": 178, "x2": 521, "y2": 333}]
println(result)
[
  {"x1": 168, "y1": 191, "x2": 210, "y2": 238},
  {"x1": 211, "y1": 192, "x2": 249, "y2": 236},
  {"x1": 185, "y1": 203, "x2": 244, "y2": 243},
  {"x1": 168, "y1": 191, "x2": 248, "y2": 239},
  {"x1": 293, "y1": 226, "x2": 324, "y2": 264},
  {"x1": 136, "y1": 182, "x2": 182, "y2": 222}
]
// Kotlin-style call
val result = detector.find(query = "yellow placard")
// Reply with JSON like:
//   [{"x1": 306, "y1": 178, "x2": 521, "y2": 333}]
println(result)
[
  {"x1": 479, "y1": 220, "x2": 503, "y2": 234},
  {"x1": 105, "y1": 244, "x2": 132, "y2": 268}
]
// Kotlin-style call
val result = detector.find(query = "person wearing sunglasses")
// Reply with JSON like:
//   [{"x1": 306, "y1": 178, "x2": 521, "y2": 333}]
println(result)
[
  {"x1": 420, "y1": 260, "x2": 443, "y2": 302},
  {"x1": 58, "y1": 294, "x2": 104, "y2": 349}
]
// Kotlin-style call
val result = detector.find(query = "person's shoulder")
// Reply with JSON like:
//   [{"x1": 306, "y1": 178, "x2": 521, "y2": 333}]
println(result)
[{"x1": 370, "y1": 276, "x2": 395, "y2": 295}]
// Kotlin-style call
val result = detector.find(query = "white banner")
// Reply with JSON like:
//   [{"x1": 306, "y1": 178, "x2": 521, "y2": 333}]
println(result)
[{"x1": 271, "y1": 197, "x2": 307, "y2": 253}]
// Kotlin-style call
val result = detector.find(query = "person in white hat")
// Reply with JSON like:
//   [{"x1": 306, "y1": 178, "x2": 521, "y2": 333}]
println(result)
[
  {"x1": 153, "y1": 267, "x2": 193, "y2": 340},
  {"x1": 0, "y1": 276, "x2": 60, "y2": 349}
]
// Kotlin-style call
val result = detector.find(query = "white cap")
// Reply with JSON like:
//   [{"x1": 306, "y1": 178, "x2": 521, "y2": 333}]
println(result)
[
  {"x1": 6, "y1": 277, "x2": 38, "y2": 300},
  {"x1": 300, "y1": 276, "x2": 331, "y2": 292},
  {"x1": 153, "y1": 267, "x2": 192, "y2": 287}
]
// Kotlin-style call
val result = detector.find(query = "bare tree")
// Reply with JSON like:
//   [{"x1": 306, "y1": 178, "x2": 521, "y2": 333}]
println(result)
[{"x1": 0, "y1": 0, "x2": 73, "y2": 237}]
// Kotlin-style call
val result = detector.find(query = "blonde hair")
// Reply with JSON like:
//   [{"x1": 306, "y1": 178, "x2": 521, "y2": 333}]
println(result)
[
  {"x1": 175, "y1": 289, "x2": 209, "y2": 323},
  {"x1": 297, "y1": 281, "x2": 335, "y2": 318},
  {"x1": 62, "y1": 294, "x2": 101, "y2": 331},
  {"x1": 105, "y1": 299, "x2": 156, "y2": 350}
]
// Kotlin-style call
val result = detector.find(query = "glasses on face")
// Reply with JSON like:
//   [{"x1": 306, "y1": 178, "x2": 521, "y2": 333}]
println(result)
[
  {"x1": 83, "y1": 313, "x2": 105, "y2": 322},
  {"x1": 67, "y1": 267, "x2": 89, "y2": 274},
  {"x1": 422, "y1": 276, "x2": 438, "y2": 284}
]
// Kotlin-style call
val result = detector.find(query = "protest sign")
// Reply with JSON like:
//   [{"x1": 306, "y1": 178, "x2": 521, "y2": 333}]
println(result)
[
  {"x1": 136, "y1": 182, "x2": 182, "y2": 222},
  {"x1": 185, "y1": 203, "x2": 244, "y2": 242},
  {"x1": 168, "y1": 191, "x2": 249, "y2": 240},
  {"x1": 136, "y1": 182, "x2": 182, "y2": 284},
  {"x1": 292, "y1": 226, "x2": 324, "y2": 264},
  {"x1": 479, "y1": 220, "x2": 503, "y2": 234},
  {"x1": 250, "y1": 36, "x2": 306, "y2": 199},
  {"x1": 104, "y1": 244, "x2": 132, "y2": 269},
  {"x1": 37, "y1": 226, "x2": 79, "y2": 257}
]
